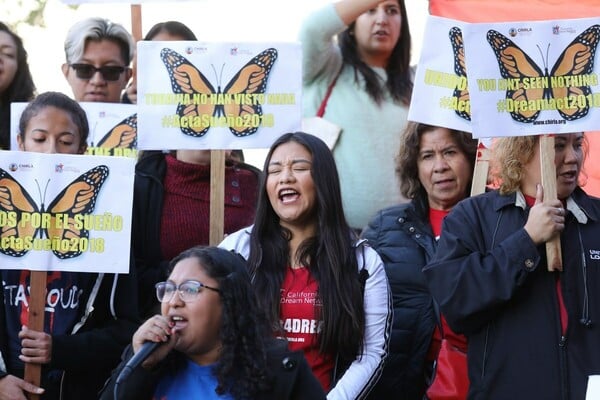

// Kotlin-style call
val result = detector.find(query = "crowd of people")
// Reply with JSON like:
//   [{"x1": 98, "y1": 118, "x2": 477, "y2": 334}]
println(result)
[{"x1": 0, "y1": 0, "x2": 599, "y2": 399}]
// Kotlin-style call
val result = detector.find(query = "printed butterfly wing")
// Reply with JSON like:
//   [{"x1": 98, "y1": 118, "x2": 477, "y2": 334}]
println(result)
[
  {"x1": 0, "y1": 169, "x2": 41, "y2": 257},
  {"x1": 221, "y1": 48, "x2": 278, "y2": 137},
  {"x1": 160, "y1": 47, "x2": 278, "y2": 137},
  {"x1": 549, "y1": 24, "x2": 600, "y2": 120},
  {"x1": 96, "y1": 114, "x2": 137, "y2": 149},
  {"x1": 487, "y1": 29, "x2": 546, "y2": 123},
  {"x1": 44, "y1": 165, "x2": 110, "y2": 259},
  {"x1": 161, "y1": 48, "x2": 216, "y2": 137},
  {"x1": 449, "y1": 27, "x2": 471, "y2": 121}
]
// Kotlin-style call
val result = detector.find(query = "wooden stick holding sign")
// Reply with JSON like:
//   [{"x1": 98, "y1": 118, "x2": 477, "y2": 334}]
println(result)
[
  {"x1": 209, "y1": 150, "x2": 226, "y2": 246},
  {"x1": 130, "y1": 5, "x2": 143, "y2": 42},
  {"x1": 539, "y1": 135, "x2": 563, "y2": 271},
  {"x1": 470, "y1": 141, "x2": 491, "y2": 195},
  {"x1": 23, "y1": 271, "x2": 46, "y2": 400}
]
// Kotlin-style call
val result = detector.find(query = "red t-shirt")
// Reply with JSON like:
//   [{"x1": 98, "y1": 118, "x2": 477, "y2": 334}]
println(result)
[
  {"x1": 279, "y1": 266, "x2": 333, "y2": 391},
  {"x1": 429, "y1": 207, "x2": 449, "y2": 239}
]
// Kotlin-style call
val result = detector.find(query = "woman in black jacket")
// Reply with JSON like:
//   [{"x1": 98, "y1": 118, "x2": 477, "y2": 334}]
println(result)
[
  {"x1": 362, "y1": 122, "x2": 477, "y2": 399},
  {"x1": 101, "y1": 246, "x2": 325, "y2": 400}
]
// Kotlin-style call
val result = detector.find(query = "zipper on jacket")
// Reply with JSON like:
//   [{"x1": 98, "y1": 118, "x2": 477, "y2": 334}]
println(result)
[{"x1": 558, "y1": 335, "x2": 568, "y2": 400}]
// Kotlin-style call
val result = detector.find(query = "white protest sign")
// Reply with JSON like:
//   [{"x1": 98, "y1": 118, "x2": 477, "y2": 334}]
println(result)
[
  {"x1": 409, "y1": 15, "x2": 472, "y2": 133},
  {"x1": 0, "y1": 151, "x2": 134, "y2": 273},
  {"x1": 137, "y1": 41, "x2": 302, "y2": 150},
  {"x1": 463, "y1": 17, "x2": 600, "y2": 138},
  {"x1": 587, "y1": 376, "x2": 600, "y2": 399},
  {"x1": 11, "y1": 102, "x2": 138, "y2": 158}
]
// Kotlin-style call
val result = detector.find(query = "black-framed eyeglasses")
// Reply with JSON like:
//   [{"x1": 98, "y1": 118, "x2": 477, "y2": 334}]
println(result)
[
  {"x1": 69, "y1": 63, "x2": 127, "y2": 81},
  {"x1": 155, "y1": 280, "x2": 221, "y2": 303}
]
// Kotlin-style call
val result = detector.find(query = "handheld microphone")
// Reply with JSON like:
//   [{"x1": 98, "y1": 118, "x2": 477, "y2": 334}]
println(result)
[{"x1": 116, "y1": 341, "x2": 163, "y2": 384}]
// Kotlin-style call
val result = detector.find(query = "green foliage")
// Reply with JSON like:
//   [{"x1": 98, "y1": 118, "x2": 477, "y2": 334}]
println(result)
[{"x1": 1, "y1": 0, "x2": 78, "y2": 30}]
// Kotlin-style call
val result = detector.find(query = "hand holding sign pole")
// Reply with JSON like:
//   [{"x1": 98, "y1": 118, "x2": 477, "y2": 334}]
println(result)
[
  {"x1": 23, "y1": 271, "x2": 45, "y2": 400},
  {"x1": 540, "y1": 134, "x2": 563, "y2": 271}
]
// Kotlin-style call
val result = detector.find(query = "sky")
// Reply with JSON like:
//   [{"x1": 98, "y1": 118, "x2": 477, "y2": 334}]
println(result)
[{"x1": 14, "y1": 0, "x2": 429, "y2": 166}]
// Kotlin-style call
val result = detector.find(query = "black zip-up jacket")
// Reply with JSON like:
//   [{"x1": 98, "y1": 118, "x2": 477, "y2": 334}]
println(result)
[
  {"x1": 361, "y1": 197, "x2": 437, "y2": 400},
  {"x1": 424, "y1": 188, "x2": 600, "y2": 400}
]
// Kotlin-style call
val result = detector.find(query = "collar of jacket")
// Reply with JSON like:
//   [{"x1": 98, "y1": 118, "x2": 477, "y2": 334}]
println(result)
[{"x1": 492, "y1": 187, "x2": 599, "y2": 224}]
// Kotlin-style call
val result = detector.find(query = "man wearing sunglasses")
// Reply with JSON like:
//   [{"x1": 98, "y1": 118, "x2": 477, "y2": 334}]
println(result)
[{"x1": 62, "y1": 17, "x2": 133, "y2": 103}]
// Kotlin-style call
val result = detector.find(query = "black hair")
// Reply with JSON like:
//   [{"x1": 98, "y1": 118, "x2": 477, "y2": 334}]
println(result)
[
  {"x1": 144, "y1": 21, "x2": 197, "y2": 41},
  {"x1": 337, "y1": 0, "x2": 412, "y2": 105},
  {"x1": 248, "y1": 132, "x2": 365, "y2": 363},
  {"x1": 18, "y1": 91, "x2": 89, "y2": 147},
  {"x1": 0, "y1": 22, "x2": 36, "y2": 150}
]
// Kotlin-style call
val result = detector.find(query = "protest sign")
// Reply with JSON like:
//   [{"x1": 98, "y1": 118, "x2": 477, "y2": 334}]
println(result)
[
  {"x1": 0, "y1": 151, "x2": 134, "y2": 273},
  {"x1": 409, "y1": 15, "x2": 472, "y2": 133},
  {"x1": 11, "y1": 102, "x2": 138, "y2": 158},
  {"x1": 137, "y1": 41, "x2": 302, "y2": 150},
  {"x1": 462, "y1": 17, "x2": 600, "y2": 138}
]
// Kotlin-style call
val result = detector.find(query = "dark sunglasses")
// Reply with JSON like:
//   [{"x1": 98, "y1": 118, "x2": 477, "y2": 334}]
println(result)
[{"x1": 70, "y1": 63, "x2": 127, "y2": 81}]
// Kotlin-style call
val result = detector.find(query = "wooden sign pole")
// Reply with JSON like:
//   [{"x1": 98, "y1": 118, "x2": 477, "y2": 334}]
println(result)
[
  {"x1": 23, "y1": 271, "x2": 46, "y2": 400},
  {"x1": 25, "y1": 7, "x2": 144, "y2": 399},
  {"x1": 470, "y1": 141, "x2": 491, "y2": 195},
  {"x1": 209, "y1": 150, "x2": 226, "y2": 246},
  {"x1": 130, "y1": 5, "x2": 143, "y2": 42},
  {"x1": 540, "y1": 135, "x2": 563, "y2": 271}
]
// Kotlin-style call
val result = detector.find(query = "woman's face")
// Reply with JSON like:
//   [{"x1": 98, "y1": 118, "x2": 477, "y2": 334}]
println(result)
[
  {"x1": 266, "y1": 141, "x2": 317, "y2": 231},
  {"x1": 161, "y1": 257, "x2": 223, "y2": 365},
  {"x1": 353, "y1": 0, "x2": 402, "y2": 68},
  {"x1": 522, "y1": 133, "x2": 584, "y2": 200},
  {"x1": 0, "y1": 31, "x2": 18, "y2": 94},
  {"x1": 417, "y1": 128, "x2": 472, "y2": 211},
  {"x1": 62, "y1": 39, "x2": 131, "y2": 103},
  {"x1": 17, "y1": 106, "x2": 85, "y2": 154}
]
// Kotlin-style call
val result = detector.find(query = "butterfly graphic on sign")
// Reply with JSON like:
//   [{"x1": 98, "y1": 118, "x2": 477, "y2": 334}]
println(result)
[
  {"x1": 160, "y1": 47, "x2": 278, "y2": 137},
  {"x1": 92, "y1": 113, "x2": 137, "y2": 150},
  {"x1": 0, "y1": 165, "x2": 109, "y2": 259},
  {"x1": 449, "y1": 27, "x2": 471, "y2": 121},
  {"x1": 487, "y1": 24, "x2": 600, "y2": 123}
]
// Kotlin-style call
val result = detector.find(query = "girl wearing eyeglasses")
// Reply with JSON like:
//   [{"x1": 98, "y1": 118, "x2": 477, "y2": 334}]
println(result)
[{"x1": 101, "y1": 246, "x2": 325, "y2": 400}]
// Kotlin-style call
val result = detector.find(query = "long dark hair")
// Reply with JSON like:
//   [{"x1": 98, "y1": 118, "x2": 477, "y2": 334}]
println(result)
[
  {"x1": 248, "y1": 132, "x2": 365, "y2": 362},
  {"x1": 169, "y1": 246, "x2": 270, "y2": 399},
  {"x1": 0, "y1": 22, "x2": 36, "y2": 150},
  {"x1": 338, "y1": 0, "x2": 412, "y2": 105}
]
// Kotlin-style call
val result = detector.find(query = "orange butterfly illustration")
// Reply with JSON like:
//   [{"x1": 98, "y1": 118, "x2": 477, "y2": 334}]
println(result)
[
  {"x1": 0, "y1": 165, "x2": 109, "y2": 259},
  {"x1": 487, "y1": 25, "x2": 600, "y2": 123},
  {"x1": 93, "y1": 114, "x2": 137, "y2": 149},
  {"x1": 160, "y1": 47, "x2": 278, "y2": 137},
  {"x1": 449, "y1": 27, "x2": 471, "y2": 121}
]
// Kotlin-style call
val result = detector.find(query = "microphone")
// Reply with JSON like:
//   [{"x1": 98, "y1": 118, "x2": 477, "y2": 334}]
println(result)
[{"x1": 116, "y1": 340, "x2": 163, "y2": 384}]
